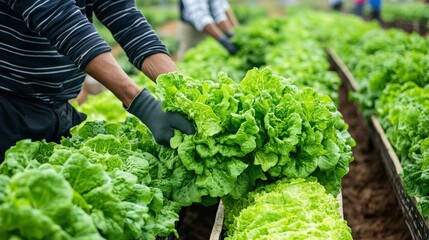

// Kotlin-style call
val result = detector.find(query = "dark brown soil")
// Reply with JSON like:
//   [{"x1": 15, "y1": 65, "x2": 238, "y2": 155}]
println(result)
[
  {"x1": 177, "y1": 204, "x2": 218, "y2": 240},
  {"x1": 339, "y1": 82, "x2": 412, "y2": 240}
]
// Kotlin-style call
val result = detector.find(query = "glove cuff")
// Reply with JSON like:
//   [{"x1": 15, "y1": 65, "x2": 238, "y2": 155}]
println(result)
[
  {"x1": 126, "y1": 88, "x2": 157, "y2": 118},
  {"x1": 224, "y1": 31, "x2": 233, "y2": 39},
  {"x1": 216, "y1": 35, "x2": 238, "y2": 55},
  {"x1": 216, "y1": 34, "x2": 229, "y2": 43},
  {"x1": 125, "y1": 89, "x2": 144, "y2": 111}
]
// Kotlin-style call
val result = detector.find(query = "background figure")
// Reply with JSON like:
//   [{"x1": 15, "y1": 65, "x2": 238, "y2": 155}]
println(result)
[
  {"x1": 353, "y1": 0, "x2": 366, "y2": 17},
  {"x1": 278, "y1": 0, "x2": 297, "y2": 5},
  {"x1": 177, "y1": 0, "x2": 239, "y2": 60},
  {"x1": 75, "y1": 75, "x2": 106, "y2": 105},
  {"x1": 329, "y1": 0, "x2": 344, "y2": 11},
  {"x1": 369, "y1": 0, "x2": 383, "y2": 22}
]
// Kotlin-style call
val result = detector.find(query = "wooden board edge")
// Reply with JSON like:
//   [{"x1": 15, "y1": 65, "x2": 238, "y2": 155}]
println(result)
[
  {"x1": 370, "y1": 115, "x2": 403, "y2": 173},
  {"x1": 209, "y1": 200, "x2": 225, "y2": 240},
  {"x1": 326, "y1": 47, "x2": 359, "y2": 92},
  {"x1": 370, "y1": 115, "x2": 429, "y2": 238}
]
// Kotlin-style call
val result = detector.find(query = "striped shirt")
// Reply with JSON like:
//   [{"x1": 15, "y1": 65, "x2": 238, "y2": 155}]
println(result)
[
  {"x1": 180, "y1": 0, "x2": 230, "y2": 31},
  {"x1": 0, "y1": 0, "x2": 168, "y2": 102}
]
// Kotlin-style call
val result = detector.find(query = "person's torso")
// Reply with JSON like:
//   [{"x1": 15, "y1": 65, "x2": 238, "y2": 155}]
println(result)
[
  {"x1": 0, "y1": 0, "x2": 93, "y2": 102},
  {"x1": 368, "y1": 0, "x2": 381, "y2": 7}
]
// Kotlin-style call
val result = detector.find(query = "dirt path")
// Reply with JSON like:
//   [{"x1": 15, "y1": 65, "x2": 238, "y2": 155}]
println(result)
[{"x1": 339, "y1": 82, "x2": 412, "y2": 240}]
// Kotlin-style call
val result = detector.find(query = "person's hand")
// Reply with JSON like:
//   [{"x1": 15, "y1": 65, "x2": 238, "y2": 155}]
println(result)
[
  {"x1": 217, "y1": 35, "x2": 238, "y2": 55},
  {"x1": 127, "y1": 89, "x2": 195, "y2": 146},
  {"x1": 224, "y1": 31, "x2": 234, "y2": 39}
]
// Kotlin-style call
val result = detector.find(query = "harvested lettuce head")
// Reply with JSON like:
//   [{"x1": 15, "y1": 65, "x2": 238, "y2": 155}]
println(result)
[{"x1": 223, "y1": 178, "x2": 352, "y2": 240}]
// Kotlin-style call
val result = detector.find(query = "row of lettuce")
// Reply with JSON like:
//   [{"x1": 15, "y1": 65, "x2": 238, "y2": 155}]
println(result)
[
  {"x1": 178, "y1": 8, "x2": 429, "y2": 232},
  {"x1": 343, "y1": 1, "x2": 429, "y2": 24},
  {"x1": 174, "y1": 14, "x2": 351, "y2": 238},
  {"x1": 5, "y1": 7, "x2": 427, "y2": 239},
  {"x1": 298, "y1": 12, "x2": 429, "y2": 218},
  {"x1": 0, "y1": 68, "x2": 354, "y2": 239},
  {"x1": 382, "y1": 1, "x2": 429, "y2": 24},
  {"x1": 179, "y1": 17, "x2": 341, "y2": 104},
  {"x1": 0, "y1": 14, "x2": 356, "y2": 240}
]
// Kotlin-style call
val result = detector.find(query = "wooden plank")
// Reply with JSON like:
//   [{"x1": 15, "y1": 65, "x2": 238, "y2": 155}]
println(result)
[
  {"x1": 209, "y1": 200, "x2": 225, "y2": 240},
  {"x1": 369, "y1": 115, "x2": 429, "y2": 239},
  {"x1": 327, "y1": 47, "x2": 427, "y2": 237},
  {"x1": 328, "y1": 45, "x2": 428, "y2": 238},
  {"x1": 371, "y1": 116, "x2": 403, "y2": 173},
  {"x1": 390, "y1": 19, "x2": 429, "y2": 36},
  {"x1": 326, "y1": 47, "x2": 358, "y2": 92}
]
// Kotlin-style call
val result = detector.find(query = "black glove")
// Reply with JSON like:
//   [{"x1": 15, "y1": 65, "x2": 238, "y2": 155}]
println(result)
[
  {"x1": 224, "y1": 31, "x2": 234, "y2": 39},
  {"x1": 217, "y1": 35, "x2": 238, "y2": 55},
  {"x1": 127, "y1": 89, "x2": 195, "y2": 146}
]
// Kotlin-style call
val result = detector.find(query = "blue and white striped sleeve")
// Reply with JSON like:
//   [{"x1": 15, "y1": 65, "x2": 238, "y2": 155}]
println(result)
[
  {"x1": 93, "y1": 0, "x2": 169, "y2": 70},
  {"x1": 5, "y1": 0, "x2": 111, "y2": 70},
  {"x1": 181, "y1": 0, "x2": 215, "y2": 31},
  {"x1": 210, "y1": 0, "x2": 229, "y2": 24}
]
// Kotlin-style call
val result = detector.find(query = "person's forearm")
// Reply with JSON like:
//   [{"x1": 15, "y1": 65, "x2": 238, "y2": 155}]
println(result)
[
  {"x1": 141, "y1": 53, "x2": 179, "y2": 82},
  {"x1": 203, "y1": 23, "x2": 225, "y2": 39},
  {"x1": 226, "y1": 10, "x2": 239, "y2": 27},
  {"x1": 218, "y1": 20, "x2": 233, "y2": 34},
  {"x1": 84, "y1": 52, "x2": 140, "y2": 108}
]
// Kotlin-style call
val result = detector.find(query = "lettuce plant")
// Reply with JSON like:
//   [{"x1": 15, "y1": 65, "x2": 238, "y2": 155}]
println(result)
[
  {"x1": 156, "y1": 67, "x2": 355, "y2": 198},
  {"x1": 223, "y1": 178, "x2": 352, "y2": 240}
]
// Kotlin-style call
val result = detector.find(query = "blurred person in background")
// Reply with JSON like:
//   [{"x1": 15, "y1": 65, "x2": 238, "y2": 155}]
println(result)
[
  {"x1": 353, "y1": 0, "x2": 366, "y2": 17},
  {"x1": 0, "y1": 0, "x2": 195, "y2": 162},
  {"x1": 278, "y1": 0, "x2": 297, "y2": 5},
  {"x1": 177, "y1": 0, "x2": 239, "y2": 60},
  {"x1": 75, "y1": 75, "x2": 105, "y2": 105},
  {"x1": 328, "y1": 0, "x2": 344, "y2": 11},
  {"x1": 369, "y1": 0, "x2": 383, "y2": 22}
]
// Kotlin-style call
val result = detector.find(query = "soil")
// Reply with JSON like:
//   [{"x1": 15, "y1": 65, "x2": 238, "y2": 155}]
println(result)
[
  {"x1": 177, "y1": 204, "x2": 219, "y2": 240},
  {"x1": 338, "y1": 81, "x2": 412, "y2": 240}
]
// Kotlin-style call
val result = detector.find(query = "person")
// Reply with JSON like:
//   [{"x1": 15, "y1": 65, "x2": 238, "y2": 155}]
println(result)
[
  {"x1": 177, "y1": 0, "x2": 239, "y2": 60},
  {"x1": 328, "y1": 0, "x2": 344, "y2": 11},
  {"x1": 278, "y1": 0, "x2": 297, "y2": 5},
  {"x1": 369, "y1": 0, "x2": 382, "y2": 22},
  {"x1": 353, "y1": 0, "x2": 366, "y2": 17},
  {"x1": 0, "y1": 0, "x2": 195, "y2": 162}
]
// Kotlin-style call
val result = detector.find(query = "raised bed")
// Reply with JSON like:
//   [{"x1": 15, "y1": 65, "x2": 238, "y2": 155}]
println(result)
[
  {"x1": 386, "y1": 20, "x2": 429, "y2": 36},
  {"x1": 327, "y1": 46, "x2": 427, "y2": 239},
  {"x1": 370, "y1": 116, "x2": 429, "y2": 240}
]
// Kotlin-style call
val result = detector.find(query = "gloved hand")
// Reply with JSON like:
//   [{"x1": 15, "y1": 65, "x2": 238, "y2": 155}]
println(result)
[
  {"x1": 217, "y1": 35, "x2": 238, "y2": 55},
  {"x1": 127, "y1": 88, "x2": 195, "y2": 146},
  {"x1": 224, "y1": 31, "x2": 234, "y2": 39}
]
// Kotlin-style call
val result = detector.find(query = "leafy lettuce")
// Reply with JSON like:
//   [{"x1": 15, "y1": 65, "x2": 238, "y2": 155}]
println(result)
[
  {"x1": 223, "y1": 178, "x2": 352, "y2": 240},
  {"x1": 156, "y1": 67, "x2": 355, "y2": 197},
  {"x1": 0, "y1": 118, "x2": 181, "y2": 240}
]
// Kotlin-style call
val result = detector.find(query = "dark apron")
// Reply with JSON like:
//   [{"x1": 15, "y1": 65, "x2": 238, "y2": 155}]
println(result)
[{"x1": 0, "y1": 92, "x2": 86, "y2": 162}]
